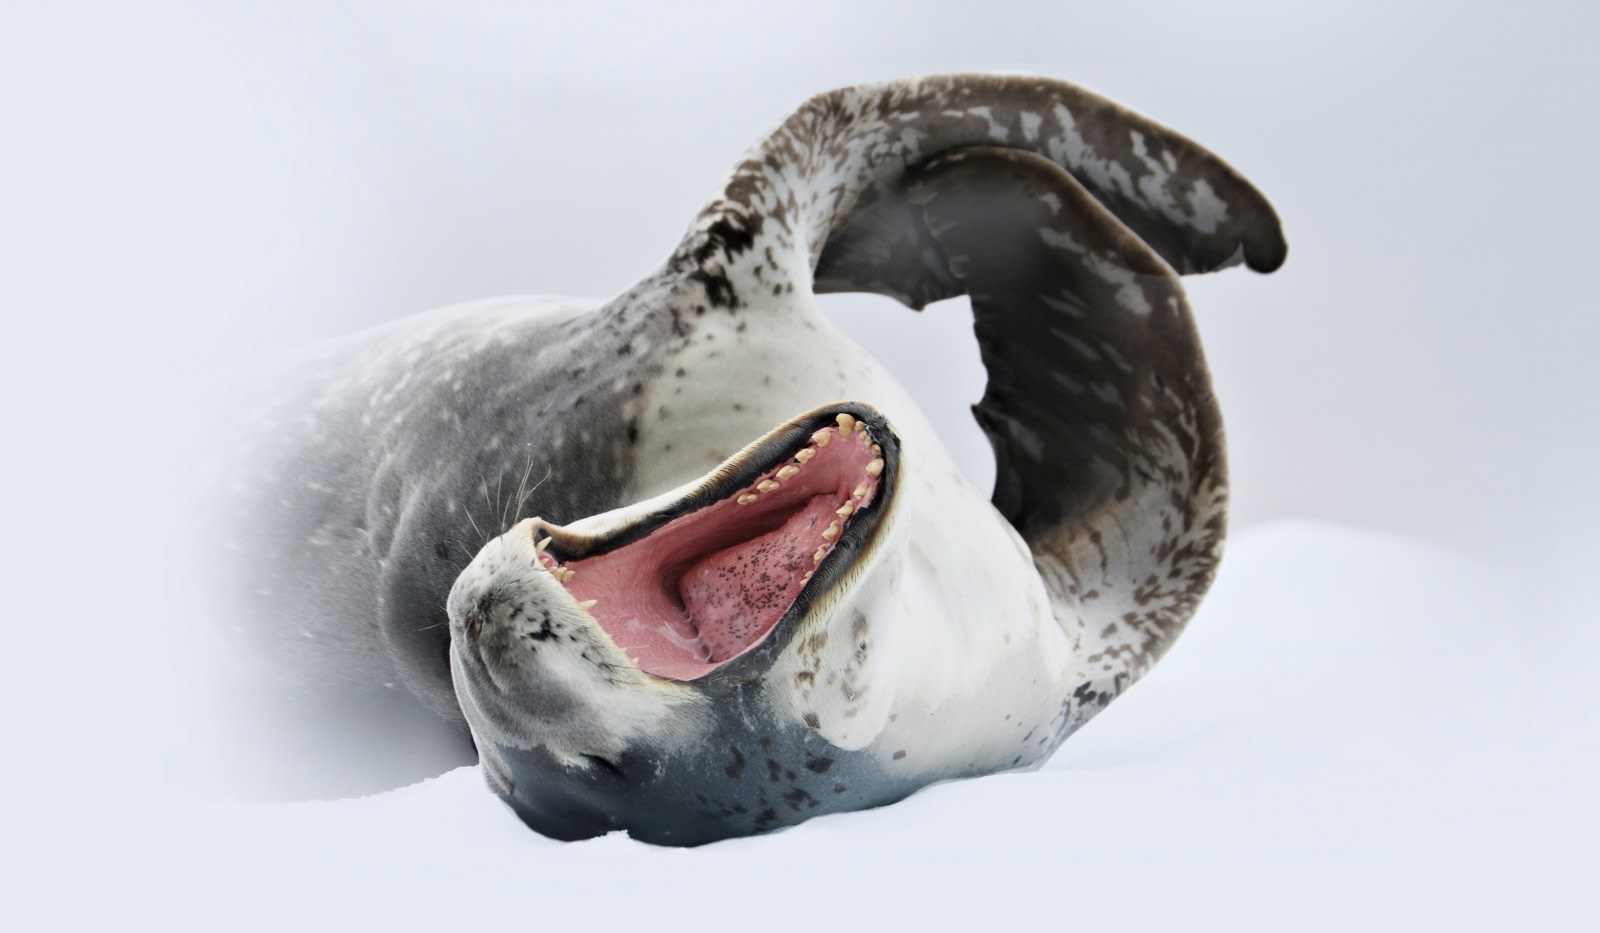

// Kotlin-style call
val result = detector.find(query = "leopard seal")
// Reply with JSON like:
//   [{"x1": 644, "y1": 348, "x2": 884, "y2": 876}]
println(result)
[{"x1": 221, "y1": 74, "x2": 1285, "y2": 844}]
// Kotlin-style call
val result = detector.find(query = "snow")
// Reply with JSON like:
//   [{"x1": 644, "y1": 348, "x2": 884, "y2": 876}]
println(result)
[{"x1": 18, "y1": 521, "x2": 1584, "y2": 931}]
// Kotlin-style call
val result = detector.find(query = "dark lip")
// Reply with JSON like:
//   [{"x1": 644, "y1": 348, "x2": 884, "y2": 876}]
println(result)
[{"x1": 541, "y1": 403, "x2": 902, "y2": 685}]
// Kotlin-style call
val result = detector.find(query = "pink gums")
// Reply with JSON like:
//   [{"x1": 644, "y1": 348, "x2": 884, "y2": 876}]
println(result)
[{"x1": 553, "y1": 424, "x2": 882, "y2": 680}]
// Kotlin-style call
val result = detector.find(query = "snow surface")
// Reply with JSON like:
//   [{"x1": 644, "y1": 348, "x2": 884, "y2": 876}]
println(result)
[{"x1": 18, "y1": 521, "x2": 1586, "y2": 931}]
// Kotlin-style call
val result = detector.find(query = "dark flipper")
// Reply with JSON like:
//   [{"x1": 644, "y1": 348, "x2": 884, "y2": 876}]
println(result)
[
  {"x1": 910, "y1": 147, "x2": 1228, "y2": 682},
  {"x1": 672, "y1": 74, "x2": 1283, "y2": 694}
]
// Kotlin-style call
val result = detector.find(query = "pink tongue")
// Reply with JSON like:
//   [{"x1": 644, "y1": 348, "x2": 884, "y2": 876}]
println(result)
[{"x1": 677, "y1": 495, "x2": 837, "y2": 661}]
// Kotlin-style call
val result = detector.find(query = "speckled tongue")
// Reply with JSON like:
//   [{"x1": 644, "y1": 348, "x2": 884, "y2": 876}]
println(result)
[
  {"x1": 677, "y1": 496, "x2": 841, "y2": 662},
  {"x1": 556, "y1": 418, "x2": 883, "y2": 681}
]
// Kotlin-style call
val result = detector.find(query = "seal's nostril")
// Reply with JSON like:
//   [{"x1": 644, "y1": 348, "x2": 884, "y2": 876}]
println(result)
[{"x1": 581, "y1": 754, "x2": 626, "y2": 780}]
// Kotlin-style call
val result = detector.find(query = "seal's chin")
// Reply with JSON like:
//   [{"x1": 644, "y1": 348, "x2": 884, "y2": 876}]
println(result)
[{"x1": 530, "y1": 409, "x2": 894, "y2": 681}]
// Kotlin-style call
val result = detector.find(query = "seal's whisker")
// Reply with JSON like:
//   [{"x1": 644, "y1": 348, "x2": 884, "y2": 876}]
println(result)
[
  {"x1": 512, "y1": 467, "x2": 551, "y2": 527},
  {"x1": 463, "y1": 500, "x2": 487, "y2": 547},
  {"x1": 476, "y1": 477, "x2": 497, "y2": 546},
  {"x1": 493, "y1": 470, "x2": 506, "y2": 535},
  {"x1": 510, "y1": 455, "x2": 550, "y2": 529},
  {"x1": 504, "y1": 448, "x2": 537, "y2": 532}
]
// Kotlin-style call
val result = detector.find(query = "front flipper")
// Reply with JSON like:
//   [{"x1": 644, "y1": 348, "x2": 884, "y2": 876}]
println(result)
[
  {"x1": 909, "y1": 147, "x2": 1227, "y2": 707},
  {"x1": 668, "y1": 74, "x2": 1285, "y2": 730},
  {"x1": 673, "y1": 74, "x2": 1283, "y2": 312}
]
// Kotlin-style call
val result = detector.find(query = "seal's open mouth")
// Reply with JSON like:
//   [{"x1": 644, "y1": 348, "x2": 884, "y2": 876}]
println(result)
[{"x1": 533, "y1": 409, "x2": 894, "y2": 681}]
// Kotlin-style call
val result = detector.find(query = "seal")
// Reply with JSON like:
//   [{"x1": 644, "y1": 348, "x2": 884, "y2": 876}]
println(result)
[{"x1": 221, "y1": 74, "x2": 1286, "y2": 843}]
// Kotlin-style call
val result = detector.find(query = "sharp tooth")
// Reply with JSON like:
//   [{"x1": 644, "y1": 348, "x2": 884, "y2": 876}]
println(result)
[
  {"x1": 776, "y1": 465, "x2": 800, "y2": 480},
  {"x1": 801, "y1": 571, "x2": 813, "y2": 583},
  {"x1": 865, "y1": 458, "x2": 884, "y2": 477},
  {"x1": 853, "y1": 482, "x2": 869, "y2": 499},
  {"x1": 576, "y1": 599, "x2": 597, "y2": 610},
  {"x1": 795, "y1": 448, "x2": 816, "y2": 463},
  {"x1": 871, "y1": 443, "x2": 881, "y2": 456},
  {"x1": 836, "y1": 503, "x2": 854, "y2": 519},
  {"x1": 811, "y1": 429, "x2": 832, "y2": 447},
  {"x1": 737, "y1": 493, "x2": 759, "y2": 506},
  {"x1": 822, "y1": 521, "x2": 840, "y2": 541},
  {"x1": 757, "y1": 479, "x2": 781, "y2": 493},
  {"x1": 556, "y1": 569, "x2": 576, "y2": 583},
  {"x1": 813, "y1": 546, "x2": 828, "y2": 564},
  {"x1": 835, "y1": 413, "x2": 856, "y2": 437},
  {"x1": 536, "y1": 536, "x2": 552, "y2": 552}
]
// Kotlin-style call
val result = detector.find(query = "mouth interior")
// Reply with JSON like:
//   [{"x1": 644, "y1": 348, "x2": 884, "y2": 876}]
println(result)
[{"x1": 544, "y1": 417, "x2": 884, "y2": 680}]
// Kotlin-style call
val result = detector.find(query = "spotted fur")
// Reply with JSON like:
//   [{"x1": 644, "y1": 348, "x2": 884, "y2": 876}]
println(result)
[{"x1": 224, "y1": 74, "x2": 1285, "y2": 844}]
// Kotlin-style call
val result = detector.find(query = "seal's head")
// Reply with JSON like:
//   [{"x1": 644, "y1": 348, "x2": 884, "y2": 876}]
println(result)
[{"x1": 448, "y1": 404, "x2": 926, "y2": 844}]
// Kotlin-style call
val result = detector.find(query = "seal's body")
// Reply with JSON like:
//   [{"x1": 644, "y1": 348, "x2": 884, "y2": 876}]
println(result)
[{"x1": 225, "y1": 75, "x2": 1285, "y2": 844}]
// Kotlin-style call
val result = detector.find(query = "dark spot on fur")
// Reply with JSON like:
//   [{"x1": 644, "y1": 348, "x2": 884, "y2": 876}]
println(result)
[
  {"x1": 433, "y1": 541, "x2": 450, "y2": 560},
  {"x1": 725, "y1": 745, "x2": 746, "y2": 780},
  {"x1": 525, "y1": 609, "x2": 558, "y2": 641},
  {"x1": 783, "y1": 787, "x2": 818, "y2": 811},
  {"x1": 803, "y1": 712, "x2": 821, "y2": 729},
  {"x1": 892, "y1": 750, "x2": 906, "y2": 760},
  {"x1": 804, "y1": 756, "x2": 834, "y2": 774},
  {"x1": 687, "y1": 269, "x2": 739, "y2": 309}
]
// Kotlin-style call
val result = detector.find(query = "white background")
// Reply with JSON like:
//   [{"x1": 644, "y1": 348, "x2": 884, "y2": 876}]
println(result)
[{"x1": 2, "y1": 1, "x2": 1595, "y2": 929}]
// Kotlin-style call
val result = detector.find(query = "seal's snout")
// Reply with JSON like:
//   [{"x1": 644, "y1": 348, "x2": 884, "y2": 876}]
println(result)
[
  {"x1": 447, "y1": 523, "x2": 579, "y2": 653},
  {"x1": 445, "y1": 519, "x2": 707, "y2": 782}
]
